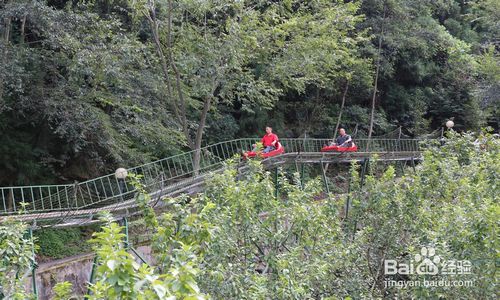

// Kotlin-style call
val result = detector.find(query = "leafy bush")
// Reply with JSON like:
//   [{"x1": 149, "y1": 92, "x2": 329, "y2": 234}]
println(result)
[
  {"x1": 87, "y1": 210, "x2": 208, "y2": 300},
  {"x1": 44, "y1": 131, "x2": 500, "y2": 298},
  {"x1": 198, "y1": 160, "x2": 344, "y2": 298},
  {"x1": 335, "y1": 130, "x2": 498, "y2": 299},
  {"x1": 2, "y1": 131, "x2": 497, "y2": 299},
  {"x1": 190, "y1": 131, "x2": 497, "y2": 299},
  {"x1": 53, "y1": 282, "x2": 75, "y2": 300},
  {"x1": 35, "y1": 227, "x2": 94, "y2": 259},
  {"x1": 0, "y1": 219, "x2": 37, "y2": 300}
]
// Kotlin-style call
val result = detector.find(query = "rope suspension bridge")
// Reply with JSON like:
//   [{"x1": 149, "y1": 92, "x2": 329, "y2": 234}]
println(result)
[{"x1": 0, "y1": 133, "x2": 432, "y2": 228}]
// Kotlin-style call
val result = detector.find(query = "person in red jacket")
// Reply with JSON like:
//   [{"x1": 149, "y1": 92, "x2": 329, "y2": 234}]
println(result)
[
  {"x1": 261, "y1": 126, "x2": 279, "y2": 153},
  {"x1": 254, "y1": 126, "x2": 279, "y2": 153}
]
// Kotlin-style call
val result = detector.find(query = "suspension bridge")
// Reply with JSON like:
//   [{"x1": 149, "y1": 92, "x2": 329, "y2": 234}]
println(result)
[{"x1": 0, "y1": 134, "x2": 430, "y2": 228}]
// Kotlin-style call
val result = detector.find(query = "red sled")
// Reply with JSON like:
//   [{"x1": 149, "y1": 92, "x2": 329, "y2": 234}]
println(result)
[
  {"x1": 321, "y1": 144, "x2": 358, "y2": 152},
  {"x1": 243, "y1": 142, "x2": 285, "y2": 159}
]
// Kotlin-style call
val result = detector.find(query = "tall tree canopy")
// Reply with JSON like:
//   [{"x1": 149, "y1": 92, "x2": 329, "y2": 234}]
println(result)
[{"x1": 0, "y1": 0, "x2": 497, "y2": 184}]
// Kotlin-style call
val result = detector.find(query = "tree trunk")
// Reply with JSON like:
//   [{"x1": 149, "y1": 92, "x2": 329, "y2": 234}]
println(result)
[
  {"x1": 192, "y1": 97, "x2": 212, "y2": 175},
  {"x1": 146, "y1": 0, "x2": 215, "y2": 172},
  {"x1": 147, "y1": 0, "x2": 192, "y2": 148},
  {"x1": 367, "y1": 55, "x2": 380, "y2": 141},
  {"x1": 166, "y1": 0, "x2": 191, "y2": 148},
  {"x1": 145, "y1": 1, "x2": 180, "y2": 135},
  {"x1": 0, "y1": 16, "x2": 11, "y2": 113},
  {"x1": 367, "y1": 2, "x2": 386, "y2": 151},
  {"x1": 333, "y1": 80, "x2": 349, "y2": 140},
  {"x1": 3, "y1": 17, "x2": 10, "y2": 42},
  {"x1": 20, "y1": 14, "x2": 26, "y2": 44},
  {"x1": 192, "y1": 76, "x2": 218, "y2": 174}
]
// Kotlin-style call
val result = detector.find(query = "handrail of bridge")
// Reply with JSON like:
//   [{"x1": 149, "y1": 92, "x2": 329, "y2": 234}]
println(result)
[{"x1": 0, "y1": 138, "x2": 422, "y2": 217}]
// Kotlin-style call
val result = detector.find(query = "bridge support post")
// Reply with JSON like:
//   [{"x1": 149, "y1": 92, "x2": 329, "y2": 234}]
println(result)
[
  {"x1": 120, "y1": 217, "x2": 148, "y2": 265},
  {"x1": 86, "y1": 255, "x2": 98, "y2": 297},
  {"x1": 123, "y1": 217, "x2": 129, "y2": 248},
  {"x1": 398, "y1": 160, "x2": 405, "y2": 176},
  {"x1": 345, "y1": 175, "x2": 352, "y2": 222},
  {"x1": 300, "y1": 163, "x2": 305, "y2": 190},
  {"x1": 352, "y1": 158, "x2": 370, "y2": 241},
  {"x1": 274, "y1": 167, "x2": 279, "y2": 199},
  {"x1": 360, "y1": 158, "x2": 369, "y2": 188},
  {"x1": 29, "y1": 227, "x2": 38, "y2": 300},
  {"x1": 320, "y1": 162, "x2": 330, "y2": 193}
]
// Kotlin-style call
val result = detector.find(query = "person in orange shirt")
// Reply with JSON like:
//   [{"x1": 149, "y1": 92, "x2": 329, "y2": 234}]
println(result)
[{"x1": 254, "y1": 126, "x2": 279, "y2": 153}]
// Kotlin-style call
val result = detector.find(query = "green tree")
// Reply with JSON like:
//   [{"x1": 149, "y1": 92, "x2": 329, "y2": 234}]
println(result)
[
  {"x1": 1, "y1": 132, "x2": 498, "y2": 298},
  {"x1": 341, "y1": 131, "x2": 498, "y2": 298},
  {"x1": 53, "y1": 282, "x2": 75, "y2": 300},
  {"x1": 0, "y1": 218, "x2": 37, "y2": 300},
  {"x1": 360, "y1": 0, "x2": 484, "y2": 133},
  {"x1": 0, "y1": 0, "x2": 183, "y2": 186},
  {"x1": 88, "y1": 212, "x2": 207, "y2": 299},
  {"x1": 128, "y1": 0, "x2": 370, "y2": 170}
]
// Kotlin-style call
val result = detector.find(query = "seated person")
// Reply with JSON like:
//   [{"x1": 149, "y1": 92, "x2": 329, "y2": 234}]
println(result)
[
  {"x1": 330, "y1": 128, "x2": 353, "y2": 147},
  {"x1": 253, "y1": 126, "x2": 279, "y2": 153}
]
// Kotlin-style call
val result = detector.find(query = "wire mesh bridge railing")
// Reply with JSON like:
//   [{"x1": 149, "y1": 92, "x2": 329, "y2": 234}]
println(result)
[{"x1": 0, "y1": 138, "x2": 422, "y2": 217}]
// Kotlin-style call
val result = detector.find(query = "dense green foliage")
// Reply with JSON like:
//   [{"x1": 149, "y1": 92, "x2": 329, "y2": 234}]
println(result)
[
  {"x1": 0, "y1": 219, "x2": 37, "y2": 299},
  {"x1": 35, "y1": 226, "x2": 95, "y2": 259},
  {"x1": 189, "y1": 131, "x2": 497, "y2": 298},
  {"x1": 87, "y1": 212, "x2": 207, "y2": 299},
  {"x1": 52, "y1": 282, "x2": 75, "y2": 300},
  {"x1": 140, "y1": 131, "x2": 497, "y2": 299},
  {"x1": 0, "y1": 132, "x2": 498, "y2": 298},
  {"x1": 340, "y1": 131, "x2": 498, "y2": 298},
  {"x1": 0, "y1": 1, "x2": 497, "y2": 296},
  {"x1": 0, "y1": 0, "x2": 497, "y2": 186}
]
